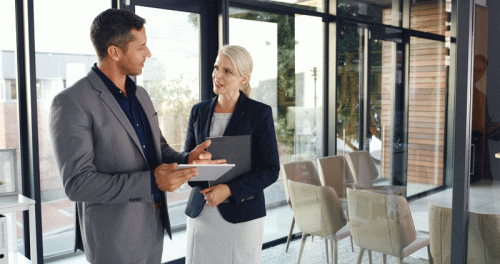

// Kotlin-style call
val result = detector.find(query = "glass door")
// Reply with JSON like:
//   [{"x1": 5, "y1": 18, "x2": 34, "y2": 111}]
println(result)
[{"x1": 337, "y1": 22, "x2": 406, "y2": 189}]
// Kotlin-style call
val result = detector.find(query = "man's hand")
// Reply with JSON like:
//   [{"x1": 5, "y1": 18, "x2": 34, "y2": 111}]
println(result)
[
  {"x1": 154, "y1": 163, "x2": 198, "y2": 192},
  {"x1": 188, "y1": 139, "x2": 226, "y2": 164},
  {"x1": 200, "y1": 184, "x2": 232, "y2": 207}
]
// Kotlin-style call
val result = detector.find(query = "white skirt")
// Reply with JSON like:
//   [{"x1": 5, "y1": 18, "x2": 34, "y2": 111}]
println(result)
[{"x1": 185, "y1": 205, "x2": 265, "y2": 264}]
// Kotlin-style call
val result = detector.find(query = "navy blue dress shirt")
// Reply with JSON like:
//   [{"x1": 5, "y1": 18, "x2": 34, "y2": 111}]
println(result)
[{"x1": 92, "y1": 64, "x2": 161, "y2": 203}]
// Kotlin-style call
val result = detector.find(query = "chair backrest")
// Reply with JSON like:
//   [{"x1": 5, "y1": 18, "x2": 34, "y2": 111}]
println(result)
[
  {"x1": 282, "y1": 160, "x2": 322, "y2": 207},
  {"x1": 317, "y1": 155, "x2": 354, "y2": 198},
  {"x1": 345, "y1": 151, "x2": 379, "y2": 189},
  {"x1": 429, "y1": 204, "x2": 500, "y2": 264},
  {"x1": 347, "y1": 188, "x2": 416, "y2": 258},
  {"x1": 288, "y1": 180, "x2": 347, "y2": 237}
]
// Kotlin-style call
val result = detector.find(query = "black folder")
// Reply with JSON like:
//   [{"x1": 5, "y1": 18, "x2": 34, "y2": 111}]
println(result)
[{"x1": 206, "y1": 135, "x2": 251, "y2": 184}]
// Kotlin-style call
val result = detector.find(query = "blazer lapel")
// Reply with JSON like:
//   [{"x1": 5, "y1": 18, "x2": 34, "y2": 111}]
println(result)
[
  {"x1": 223, "y1": 91, "x2": 248, "y2": 137},
  {"x1": 136, "y1": 88, "x2": 161, "y2": 162},
  {"x1": 200, "y1": 97, "x2": 218, "y2": 141},
  {"x1": 87, "y1": 71, "x2": 145, "y2": 159}
]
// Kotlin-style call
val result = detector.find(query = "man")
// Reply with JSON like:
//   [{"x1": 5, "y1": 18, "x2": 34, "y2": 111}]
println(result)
[{"x1": 49, "y1": 8, "x2": 223, "y2": 264}]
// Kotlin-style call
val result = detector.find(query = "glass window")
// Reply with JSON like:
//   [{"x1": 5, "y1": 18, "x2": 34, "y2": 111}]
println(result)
[
  {"x1": 407, "y1": 34, "x2": 451, "y2": 257},
  {"x1": 337, "y1": 22, "x2": 406, "y2": 189},
  {"x1": 135, "y1": 6, "x2": 200, "y2": 153},
  {"x1": 410, "y1": 0, "x2": 450, "y2": 36},
  {"x1": 407, "y1": 37, "x2": 448, "y2": 195},
  {"x1": 367, "y1": 27, "x2": 405, "y2": 189},
  {"x1": 0, "y1": 0, "x2": 23, "y2": 254},
  {"x1": 134, "y1": 6, "x2": 201, "y2": 263},
  {"x1": 467, "y1": 5, "x2": 499, "y2": 261},
  {"x1": 34, "y1": 0, "x2": 110, "y2": 258},
  {"x1": 337, "y1": 22, "x2": 360, "y2": 155},
  {"x1": 228, "y1": 7, "x2": 324, "y2": 242},
  {"x1": 338, "y1": 0, "x2": 400, "y2": 26}
]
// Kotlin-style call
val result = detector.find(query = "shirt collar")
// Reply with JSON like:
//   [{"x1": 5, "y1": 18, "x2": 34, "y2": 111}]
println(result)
[{"x1": 92, "y1": 63, "x2": 137, "y2": 98}]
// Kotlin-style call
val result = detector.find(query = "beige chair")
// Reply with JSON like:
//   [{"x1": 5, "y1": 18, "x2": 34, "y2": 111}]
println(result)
[
  {"x1": 347, "y1": 188, "x2": 431, "y2": 264},
  {"x1": 429, "y1": 203, "x2": 500, "y2": 264},
  {"x1": 317, "y1": 155, "x2": 355, "y2": 252},
  {"x1": 345, "y1": 150, "x2": 406, "y2": 195},
  {"x1": 281, "y1": 160, "x2": 323, "y2": 252},
  {"x1": 317, "y1": 155, "x2": 355, "y2": 210},
  {"x1": 288, "y1": 180, "x2": 351, "y2": 264}
]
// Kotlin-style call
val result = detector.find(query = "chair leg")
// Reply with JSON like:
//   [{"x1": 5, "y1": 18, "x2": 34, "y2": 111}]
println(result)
[
  {"x1": 322, "y1": 238, "x2": 328, "y2": 263},
  {"x1": 332, "y1": 240, "x2": 338, "y2": 264},
  {"x1": 368, "y1": 250, "x2": 373, "y2": 264},
  {"x1": 427, "y1": 245, "x2": 434, "y2": 264},
  {"x1": 356, "y1": 248, "x2": 364, "y2": 264},
  {"x1": 330, "y1": 239, "x2": 334, "y2": 264},
  {"x1": 382, "y1": 254, "x2": 387, "y2": 264},
  {"x1": 285, "y1": 217, "x2": 295, "y2": 252},
  {"x1": 350, "y1": 235, "x2": 354, "y2": 252},
  {"x1": 398, "y1": 258, "x2": 404, "y2": 264},
  {"x1": 297, "y1": 233, "x2": 308, "y2": 264}
]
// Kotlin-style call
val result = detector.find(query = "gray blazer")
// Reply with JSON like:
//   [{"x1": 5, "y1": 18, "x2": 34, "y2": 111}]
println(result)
[{"x1": 49, "y1": 70, "x2": 188, "y2": 263}]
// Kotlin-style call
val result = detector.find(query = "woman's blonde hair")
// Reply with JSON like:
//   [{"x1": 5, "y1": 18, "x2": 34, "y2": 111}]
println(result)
[{"x1": 218, "y1": 45, "x2": 253, "y2": 97}]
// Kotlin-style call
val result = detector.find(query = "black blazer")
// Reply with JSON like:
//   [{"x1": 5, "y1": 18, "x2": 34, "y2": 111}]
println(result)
[{"x1": 183, "y1": 91, "x2": 280, "y2": 223}]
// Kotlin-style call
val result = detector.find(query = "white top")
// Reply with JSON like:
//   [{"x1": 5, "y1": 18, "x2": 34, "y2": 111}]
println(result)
[{"x1": 209, "y1": 112, "x2": 233, "y2": 137}]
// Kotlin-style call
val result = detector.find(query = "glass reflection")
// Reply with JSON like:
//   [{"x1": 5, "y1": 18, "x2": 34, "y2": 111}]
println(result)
[
  {"x1": 338, "y1": 0, "x2": 399, "y2": 26},
  {"x1": 336, "y1": 22, "x2": 360, "y2": 155},
  {"x1": 407, "y1": 37, "x2": 447, "y2": 195},
  {"x1": 410, "y1": 0, "x2": 450, "y2": 36}
]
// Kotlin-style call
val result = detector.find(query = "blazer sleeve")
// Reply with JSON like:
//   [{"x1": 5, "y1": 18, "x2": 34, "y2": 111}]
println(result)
[
  {"x1": 49, "y1": 92, "x2": 152, "y2": 204},
  {"x1": 160, "y1": 132, "x2": 189, "y2": 164},
  {"x1": 226, "y1": 104, "x2": 280, "y2": 203}
]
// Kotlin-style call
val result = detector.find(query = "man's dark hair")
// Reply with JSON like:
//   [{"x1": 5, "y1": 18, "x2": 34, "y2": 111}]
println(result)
[{"x1": 90, "y1": 9, "x2": 146, "y2": 60}]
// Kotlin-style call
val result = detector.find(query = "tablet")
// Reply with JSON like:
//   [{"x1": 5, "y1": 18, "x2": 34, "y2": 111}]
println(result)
[{"x1": 175, "y1": 164, "x2": 235, "y2": 181}]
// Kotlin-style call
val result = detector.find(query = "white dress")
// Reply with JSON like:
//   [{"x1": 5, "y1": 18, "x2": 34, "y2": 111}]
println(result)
[{"x1": 185, "y1": 113, "x2": 265, "y2": 264}]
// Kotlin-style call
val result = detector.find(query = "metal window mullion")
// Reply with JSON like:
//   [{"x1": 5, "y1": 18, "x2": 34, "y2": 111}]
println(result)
[
  {"x1": 15, "y1": 0, "x2": 43, "y2": 262},
  {"x1": 389, "y1": 41, "x2": 399, "y2": 184},
  {"x1": 199, "y1": 0, "x2": 219, "y2": 101},
  {"x1": 359, "y1": 27, "x2": 369, "y2": 151},
  {"x1": 323, "y1": 0, "x2": 330, "y2": 157},
  {"x1": 449, "y1": 0, "x2": 473, "y2": 263},
  {"x1": 221, "y1": 0, "x2": 229, "y2": 46},
  {"x1": 328, "y1": 24, "x2": 337, "y2": 156}
]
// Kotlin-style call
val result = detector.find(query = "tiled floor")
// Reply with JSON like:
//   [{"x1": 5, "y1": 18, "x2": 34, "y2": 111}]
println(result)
[
  {"x1": 45, "y1": 179, "x2": 499, "y2": 263},
  {"x1": 45, "y1": 205, "x2": 296, "y2": 263}
]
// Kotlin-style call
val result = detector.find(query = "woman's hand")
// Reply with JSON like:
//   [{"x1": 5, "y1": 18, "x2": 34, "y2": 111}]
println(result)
[{"x1": 200, "y1": 184, "x2": 232, "y2": 207}]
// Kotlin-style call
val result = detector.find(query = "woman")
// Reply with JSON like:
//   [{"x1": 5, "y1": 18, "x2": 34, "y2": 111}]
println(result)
[{"x1": 183, "y1": 45, "x2": 280, "y2": 263}]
